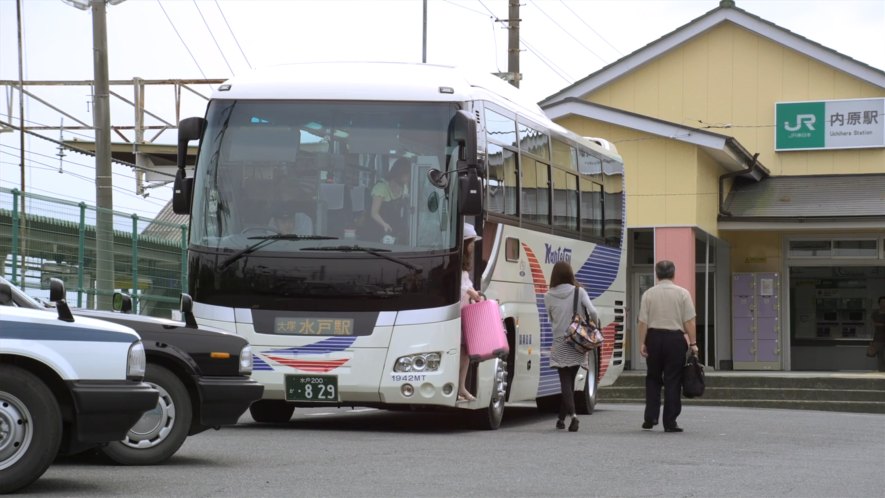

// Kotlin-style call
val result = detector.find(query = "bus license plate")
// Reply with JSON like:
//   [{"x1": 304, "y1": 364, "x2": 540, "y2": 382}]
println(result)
[{"x1": 285, "y1": 374, "x2": 338, "y2": 402}]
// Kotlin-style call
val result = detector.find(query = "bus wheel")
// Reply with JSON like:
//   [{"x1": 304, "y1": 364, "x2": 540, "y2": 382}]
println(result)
[
  {"x1": 0, "y1": 365, "x2": 63, "y2": 494},
  {"x1": 249, "y1": 400, "x2": 295, "y2": 423},
  {"x1": 101, "y1": 365, "x2": 193, "y2": 465},
  {"x1": 472, "y1": 358, "x2": 507, "y2": 430},
  {"x1": 575, "y1": 350, "x2": 599, "y2": 415}
]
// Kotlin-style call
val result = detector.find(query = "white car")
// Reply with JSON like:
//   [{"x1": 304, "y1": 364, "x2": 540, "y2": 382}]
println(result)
[{"x1": 0, "y1": 291, "x2": 158, "y2": 493}]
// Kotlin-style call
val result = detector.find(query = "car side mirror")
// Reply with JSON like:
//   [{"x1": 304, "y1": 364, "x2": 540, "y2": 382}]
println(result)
[
  {"x1": 0, "y1": 282, "x2": 12, "y2": 306},
  {"x1": 113, "y1": 292, "x2": 133, "y2": 313},
  {"x1": 179, "y1": 293, "x2": 198, "y2": 328},
  {"x1": 48, "y1": 277, "x2": 74, "y2": 322}
]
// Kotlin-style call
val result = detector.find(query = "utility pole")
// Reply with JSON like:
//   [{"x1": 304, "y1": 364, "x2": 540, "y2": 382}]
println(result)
[
  {"x1": 507, "y1": 0, "x2": 520, "y2": 88},
  {"x1": 422, "y1": 0, "x2": 427, "y2": 63},
  {"x1": 61, "y1": 0, "x2": 120, "y2": 307},
  {"x1": 91, "y1": 0, "x2": 115, "y2": 309},
  {"x1": 15, "y1": 0, "x2": 26, "y2": 285}
]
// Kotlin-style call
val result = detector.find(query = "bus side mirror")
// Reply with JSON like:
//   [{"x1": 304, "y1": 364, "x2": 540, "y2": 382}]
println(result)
[
  {"x1": 448, "y1": 110, "x2": 482, "y2": 215},
  {"x1": 458, "y1": 169, "x2": 482, "y2": 216},
  {"x1": 173, "y1": 117, "x2": 205, "y2": 215},
  {"x1": 172, "y1": 169, "x2": 193, "y2": 215}
]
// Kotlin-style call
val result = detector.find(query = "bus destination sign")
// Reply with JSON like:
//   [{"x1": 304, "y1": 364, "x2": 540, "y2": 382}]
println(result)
[{"x1": 274, "y1": 317, "x2": 355, "y2": 336}]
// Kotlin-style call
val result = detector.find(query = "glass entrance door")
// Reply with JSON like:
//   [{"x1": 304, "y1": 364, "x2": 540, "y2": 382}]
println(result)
[{"x1": 632, "y1": 272, "x2": 655, "y2": 371}]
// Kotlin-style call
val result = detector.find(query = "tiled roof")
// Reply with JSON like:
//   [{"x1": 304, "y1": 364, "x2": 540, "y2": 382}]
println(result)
[{"x1": 722, "y1": 174, "x2": 885, "y2": 219}]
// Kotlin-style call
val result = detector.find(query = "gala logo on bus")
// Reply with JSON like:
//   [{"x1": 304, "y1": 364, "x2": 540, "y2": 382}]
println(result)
[{"x1": 544, "y1": 244, "x2": 572, "y2": 265}]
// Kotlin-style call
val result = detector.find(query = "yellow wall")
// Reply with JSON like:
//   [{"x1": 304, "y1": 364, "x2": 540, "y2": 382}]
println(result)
[
  {"x1": 695, "y1": 150, "x2": 722, "y2": 235},
  {"x1": 555, "y1": 115, "x2": 728, "y2": 231},
  {"x1": 584, "y1": 23, "x2": 885, "y2": 176},
  {"x1": 725, "y1": 231, "x2": 783, "y2": 273}
]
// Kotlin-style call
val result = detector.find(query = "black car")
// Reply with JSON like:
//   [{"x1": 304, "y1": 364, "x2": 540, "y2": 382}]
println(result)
[{"x1": 0, "y1": 277, "x2": 264, "y2": 465}]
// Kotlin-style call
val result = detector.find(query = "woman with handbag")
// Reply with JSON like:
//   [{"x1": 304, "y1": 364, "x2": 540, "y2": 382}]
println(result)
[{"x1": 543, "y1": 261, "x2": 599, "y2": 432}]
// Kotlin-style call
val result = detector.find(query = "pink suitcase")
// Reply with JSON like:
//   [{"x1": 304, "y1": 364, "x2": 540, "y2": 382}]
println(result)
[{"x1": 461, "y1": 299, "x2": 509, "y2": 362}]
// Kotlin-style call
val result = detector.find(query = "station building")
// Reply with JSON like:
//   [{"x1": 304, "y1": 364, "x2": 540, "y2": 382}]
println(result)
[{"x1": 540, "y1": 0, "x2": 885, "y2": 371}]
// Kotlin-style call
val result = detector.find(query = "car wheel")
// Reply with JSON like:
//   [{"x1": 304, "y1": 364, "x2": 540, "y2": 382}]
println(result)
[
  {"x1": 0, "y1": 365, "x2": 62, "y2": 494},
  {"x1": 100, "y1": 365, "x2": 192, "y2": 465},
  {"x1": 249, "y1": 400, "x2": 295, "y2": 423},
  {"x1": 575, "y1": 350, "x2": 598, "y2": 415}
]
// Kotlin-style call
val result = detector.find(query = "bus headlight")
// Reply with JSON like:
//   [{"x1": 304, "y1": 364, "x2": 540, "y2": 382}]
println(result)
[
  {"x1": 239, "y1": 345, "x2": 253, "y2": 375},
  {"x1": 394, "y1": 352, "x2": 441, "y2": 372},
  {"x1": 127, "y1": 341, "x2": 147, "y2": 380}
]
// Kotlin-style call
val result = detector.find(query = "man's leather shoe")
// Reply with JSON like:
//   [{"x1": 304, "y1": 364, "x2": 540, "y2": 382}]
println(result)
[
  {"x1": 664, "y1": 426, "x2": 684, "y2": 433},
  {"x1": 642, "y1": 420, "x2": 658, "y2": 430}
]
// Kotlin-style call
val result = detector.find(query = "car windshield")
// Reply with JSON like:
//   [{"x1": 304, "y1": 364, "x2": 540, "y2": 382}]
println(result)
[{"x1": 189, "y1": 100, "x2": 461, "y2": 256}]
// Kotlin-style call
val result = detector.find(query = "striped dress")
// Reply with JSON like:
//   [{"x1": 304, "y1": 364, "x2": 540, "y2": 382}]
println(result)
[{"x1": 544, "y1": 284, "x2": 599, "y2": 369}]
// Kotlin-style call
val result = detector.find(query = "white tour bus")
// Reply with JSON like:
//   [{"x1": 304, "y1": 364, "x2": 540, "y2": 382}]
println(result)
[{"x1": 172, "y1": 62, "x2": 626, "y2": 429}]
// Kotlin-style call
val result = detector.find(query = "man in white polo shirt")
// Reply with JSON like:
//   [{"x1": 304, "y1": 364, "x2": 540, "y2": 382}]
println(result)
[{"x1": 638, "y1": 260, "x2": 698, "y2": 433}]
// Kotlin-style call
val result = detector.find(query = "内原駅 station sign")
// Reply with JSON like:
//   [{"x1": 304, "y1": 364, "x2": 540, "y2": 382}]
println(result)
[{"x1": 775, "y1": 98, "x2": 884, "y2": 151}]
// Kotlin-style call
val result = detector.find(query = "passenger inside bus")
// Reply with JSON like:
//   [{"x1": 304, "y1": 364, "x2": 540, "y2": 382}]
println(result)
[
  {"x1": 361, "y1": 157, "x2": 412, "y2": 243},
  {"x1": 269, "y1": 201, "x2": 313, "y2": 235}
]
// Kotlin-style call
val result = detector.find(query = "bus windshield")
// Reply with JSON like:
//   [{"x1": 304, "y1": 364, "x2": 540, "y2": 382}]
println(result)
[{"x1": 190, "y1": 100, "x2": 461, "y2": 255}]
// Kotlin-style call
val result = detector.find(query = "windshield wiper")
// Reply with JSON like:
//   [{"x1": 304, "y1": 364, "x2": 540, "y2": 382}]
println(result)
[
  {"x1": 219, "y1": 234, "x2": 337, "y2": 270},
  {"x1": 301, "y1": 245, "x2": 422, "y2": 273}
]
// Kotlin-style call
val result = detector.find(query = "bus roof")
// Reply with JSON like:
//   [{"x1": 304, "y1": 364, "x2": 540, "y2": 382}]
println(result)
[
  {"x1": 214, "y1": 62, "x2": 621, "y2": 164},
  {"x1": 216, "y1": 62, "x2": 542, "y2": 110}
]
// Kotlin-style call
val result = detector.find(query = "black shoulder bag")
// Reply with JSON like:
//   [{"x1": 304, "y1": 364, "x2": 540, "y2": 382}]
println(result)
[{"x1": 565, "y1": 288, "x2": 604, "y2": 353}]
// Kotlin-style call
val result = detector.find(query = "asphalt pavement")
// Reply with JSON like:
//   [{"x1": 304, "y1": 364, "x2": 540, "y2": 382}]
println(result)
[{"x1": 28, "y1": 402, "x2": 885, "y2": 497}]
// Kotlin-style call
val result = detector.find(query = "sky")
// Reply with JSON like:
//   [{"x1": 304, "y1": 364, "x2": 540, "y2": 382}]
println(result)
[{"x1": 1, "y1": 0, "x2": 883, "y2": 220}]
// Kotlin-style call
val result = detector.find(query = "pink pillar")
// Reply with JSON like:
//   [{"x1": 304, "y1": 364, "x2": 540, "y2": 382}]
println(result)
[{"x1": 653, "y1": 227, "x2": 695, "y2": 302}]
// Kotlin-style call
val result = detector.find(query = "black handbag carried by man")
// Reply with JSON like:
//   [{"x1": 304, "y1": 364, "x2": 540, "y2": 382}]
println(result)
[{"x1": 682, "y1": 352, "x2": 705, "y2": 398}]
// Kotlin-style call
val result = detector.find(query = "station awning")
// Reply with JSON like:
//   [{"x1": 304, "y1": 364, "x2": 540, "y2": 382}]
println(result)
[{"x1": 719, "y1": 173, "x2": 885, "y2": 230}]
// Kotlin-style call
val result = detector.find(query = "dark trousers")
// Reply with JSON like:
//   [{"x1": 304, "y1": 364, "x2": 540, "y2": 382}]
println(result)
[
  {"x1": 557, "y1": 365, "x2": 580, "y2": 419},
  {"x1": 644, "y1": 329, "x2": 688, "y2": 428}
]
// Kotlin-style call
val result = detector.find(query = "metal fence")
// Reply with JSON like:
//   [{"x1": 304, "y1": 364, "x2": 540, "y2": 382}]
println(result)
[{"x1": 1, "y1": 187, "x2": 187, "y2": 318}]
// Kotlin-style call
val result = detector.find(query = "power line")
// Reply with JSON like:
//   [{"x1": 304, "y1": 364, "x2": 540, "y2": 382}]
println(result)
[
  {"x1": 0, "y1": 146, "x2": 172, "y2": 201},
  {"x1": 558, "y1": 0, "x2": 623, "y2": 57},
  {"x1": 193, "y1": 0, "x2": 235, "y2": 76},
  {"x1": 0, "y1": 119, "x2": 175, "y2": 178},
  {"x1": 0, "y1": 160, "x2": 170, "y2": 218},
  {"x1": 527, "y1": 0, "x2": 607, "y2": 63},
  {"x1": 443, "y1": 1, "x2": 502, "y2": 72},
  {"x1": 214, "y1": 0, "x2": 252, "y2": 70},
  {"x1": 521, "y1": 37, "x2": 573, "y2": 83},
  {"x1": 476, "y1": 0, "x2": 500, "y2": 21},
  {"x1": 157, "y1": 0, "x2": 209, "y2": 80},
  {"x1": 0, "y1": 143, "x2": 171, "y2": 185},
  {"x1": 6, "y1": 116, "x2": 94, "y2": 140},
  {"x1": 443, "y1": 0, "x2": 490, "y2": 18}
]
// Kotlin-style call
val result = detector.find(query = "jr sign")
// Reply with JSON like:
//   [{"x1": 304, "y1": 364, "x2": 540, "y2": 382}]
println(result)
[{"x1": 775, "y1": 98, "x2": 884, "y2": 151}]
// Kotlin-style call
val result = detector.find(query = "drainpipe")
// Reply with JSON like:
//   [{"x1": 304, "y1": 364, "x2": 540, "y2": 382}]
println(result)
[{"x1": 719, "y1": 152, "x2": 760, "y2": 217}]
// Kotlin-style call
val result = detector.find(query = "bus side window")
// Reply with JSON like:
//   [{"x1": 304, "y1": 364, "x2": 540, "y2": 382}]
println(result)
[{"x1": 505, "y1": 237, "x2": 520, "y2": 262}]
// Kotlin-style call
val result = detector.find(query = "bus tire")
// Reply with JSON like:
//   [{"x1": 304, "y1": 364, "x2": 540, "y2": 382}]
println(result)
[
  {"x1": 575, "y1": 350, "x2": 599, "y2": 415},
  {"x1": 0, "y1": 365, "x2": 63, "y2": 494},
  {"x1": 472, "y1": 358, "x2": 506, "y2": 430},
  {"x1": 101, "y1": 365, "x2": 193, "y2": 465},
  {"x1": 249, "y1": 400, "x2": 295, "y2": 423}
]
